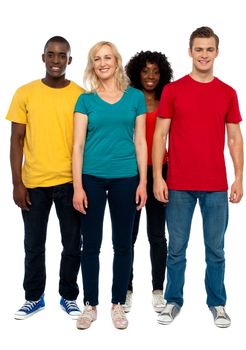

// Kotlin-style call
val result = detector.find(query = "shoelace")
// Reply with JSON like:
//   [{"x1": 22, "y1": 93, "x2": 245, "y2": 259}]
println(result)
[
  {"x1": 112, "y1": 304, "x2": 126, "y2": 320},
  {"x1": 161, "y1": 303, "x2": 175, "y2": 316},
  {"x1": 20, "y1": 300, "x2": 39, "y2": 312},
  {"x1": 64, "y1": 300, "x2": 79, "y2": 312},
  {"x1": 81, "y1": 306, "x2": 95, "y2": 321},
  {"x1": 153, "y1": 294, "x2": 164, "y2": 305},
  {"x1": 215, "y1": 306, "x2": 226, "y2": 318}
]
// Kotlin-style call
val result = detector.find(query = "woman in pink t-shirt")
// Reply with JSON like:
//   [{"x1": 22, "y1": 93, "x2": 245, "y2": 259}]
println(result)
[{"x1": 125, "y1": 51, "x2": 173, "y2": 312}]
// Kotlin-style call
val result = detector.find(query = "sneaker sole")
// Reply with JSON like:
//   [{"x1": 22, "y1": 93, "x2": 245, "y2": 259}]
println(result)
[
  {"x1": 157, "y1": 319, "x2": 173, "y2": 325},
  {"x1": 153, "y1": 306, "x2": 165, "y2": 313},
  {"x1": 60, "y1": 305, "x2": 81, "y2": 320},
  {"x1": 215, "y1": 322, "x2": 231, "y2": 328},
  {"x1": 14, "y1": 306, "x2": 45, "y2": 320}
]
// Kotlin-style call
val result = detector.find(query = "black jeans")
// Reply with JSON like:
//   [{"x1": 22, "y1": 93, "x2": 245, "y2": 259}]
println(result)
[
  {"x1": 128, "y1": 164, "x2": 168, "y2": 291},
  {"x1": 22, "y1": 183, "x2": 81, "y2": 301},
  {"x1": 80, "y1": 174, "x2": 138, "y2": 306}
]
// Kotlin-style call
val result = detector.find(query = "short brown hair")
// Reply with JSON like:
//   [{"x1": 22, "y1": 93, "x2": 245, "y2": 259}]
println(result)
[{"x1": 189, "y1": 26, "x2": 219, "y2": 49}]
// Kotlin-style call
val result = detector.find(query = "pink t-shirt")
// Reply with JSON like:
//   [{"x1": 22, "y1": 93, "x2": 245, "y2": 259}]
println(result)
[{"x1": 157, "y1": 75, "x2": 242, "y2": 191}]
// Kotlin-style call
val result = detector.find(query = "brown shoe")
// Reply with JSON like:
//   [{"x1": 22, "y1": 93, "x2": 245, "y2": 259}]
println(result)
[
  {"x1": 111, "y1": 304, "x2": 128, "y2": 329},
  {"x1": 76, "y1": 304, "x2": 97, "y2": 330}
]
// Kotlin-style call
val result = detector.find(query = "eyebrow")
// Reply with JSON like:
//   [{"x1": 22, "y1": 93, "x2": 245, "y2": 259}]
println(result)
[{"x1": 46, "y1": 50, "x2": 67, "y2": 54}]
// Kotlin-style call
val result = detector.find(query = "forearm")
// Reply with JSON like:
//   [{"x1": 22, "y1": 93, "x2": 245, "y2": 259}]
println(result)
[
  {"x1": 152, "y1": 133, "x2": 167, "y2": 181},
  {"x1": 228, "y1": 128, "x2": 244, "y2": 182},
  {"x1": 10, "y1": 135, "x2": 24, "y2": 186},
  {"x1": 72, "y1": 145, "x2": 84, "y2": 191},
  {"x1": 135, "y1": 138, "x2": 147, "y2": 185}
]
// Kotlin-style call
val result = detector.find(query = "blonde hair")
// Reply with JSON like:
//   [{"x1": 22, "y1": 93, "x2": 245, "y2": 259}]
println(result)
[{"x1": 83, "y1": 41, "x2": 129, "y2": 92}]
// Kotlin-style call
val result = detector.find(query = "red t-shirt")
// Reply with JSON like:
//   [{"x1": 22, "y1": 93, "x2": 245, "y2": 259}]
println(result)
[
  {"x1": 157, "y1": 75, "x2": 242, "y2": 191},
  {"x1": 146, "y1": 109, "x2": 168, "y2": 166}
]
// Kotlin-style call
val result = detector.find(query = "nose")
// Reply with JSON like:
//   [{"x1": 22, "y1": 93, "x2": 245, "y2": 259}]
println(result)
[
  {"x1": 201, "y1": 50, "x2": 208, "y2": 58},
  {"x1": 146, "y1": 71, "x2": 155, "y2": 80},
  {"x1": 52, "y1": 54, "x2": 60, "y2": 64}
]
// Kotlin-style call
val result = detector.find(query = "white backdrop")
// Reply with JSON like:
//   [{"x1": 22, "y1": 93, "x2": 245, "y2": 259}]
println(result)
[{"x1": 0, "y1": 0, "x2": 245, "y2": 349}]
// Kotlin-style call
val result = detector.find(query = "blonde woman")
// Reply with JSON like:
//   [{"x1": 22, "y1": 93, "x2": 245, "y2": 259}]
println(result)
[{"x1": 72, "y1": 41, "x2": 147, "y2": 329}]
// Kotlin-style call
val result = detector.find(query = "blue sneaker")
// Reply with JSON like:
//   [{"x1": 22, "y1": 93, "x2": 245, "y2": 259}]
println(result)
[
  {"x1": 14, "y1": 295, "x2": 45, "y2": 320},
  {"x1": 60, "y1": 297, "x2": 81, "y2": 319}
]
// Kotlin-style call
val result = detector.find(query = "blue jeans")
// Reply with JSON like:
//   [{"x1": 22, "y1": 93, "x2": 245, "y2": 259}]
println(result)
[
  {"x1": 165, "y1": 190, "x2": 228, "y2": 307},
  {"x1": 81, "y1": 174, "x2": 138, "y2": 306},
  {"x1": 22, "y1": 183, "x2": 81, "y2": 301}
]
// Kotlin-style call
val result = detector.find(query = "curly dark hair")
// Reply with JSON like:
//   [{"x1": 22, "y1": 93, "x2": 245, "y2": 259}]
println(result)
[{"x1": 125, "y1": 51, "x2": 173, "y2": 100}]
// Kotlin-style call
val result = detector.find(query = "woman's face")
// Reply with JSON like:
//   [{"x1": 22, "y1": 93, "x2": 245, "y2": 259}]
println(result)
[
  {"x1": 140, "y1": 62, "x2": 160, "y2": 92},
  {"x1": 93, "y1": 44, "x2": 117, "y2": 81}
]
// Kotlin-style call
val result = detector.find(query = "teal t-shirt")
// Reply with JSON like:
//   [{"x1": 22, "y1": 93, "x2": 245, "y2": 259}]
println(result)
[{"x1": 74, "y1": 86, "x2": 146, "y2": 178}]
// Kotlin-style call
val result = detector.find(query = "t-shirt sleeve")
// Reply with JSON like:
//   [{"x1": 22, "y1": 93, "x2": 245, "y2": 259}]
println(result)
[
  {"x1": 157, "y1": 84, "x2": 174, "y2": 119},
  {"x1": 136, "y1": 90, "x2": 146, "y2": 116},
  {"x1": 226, "y1": 89, "x2": 242, "y2": 123},
  {"x1": 5, "y1": 88, "x2": 28, "y2": 124},
  {"x1": 74, "y1": 93, "x2": 88, "y2": 114}
]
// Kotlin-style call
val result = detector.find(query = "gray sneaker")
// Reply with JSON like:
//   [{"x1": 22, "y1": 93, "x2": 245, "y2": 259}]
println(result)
[
  {"x1": 157, "y1": 303, "x2": 180, "y2": 325},
  {"x1": 210, "y1": 306, "x2": 231, "y2": 328},
  {"x1": 122, "y1": 290, "x2": 132, "y2": 313}
]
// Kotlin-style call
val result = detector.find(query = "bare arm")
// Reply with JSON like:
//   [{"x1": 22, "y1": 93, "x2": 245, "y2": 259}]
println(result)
[
  {"x1": 227, "y1": 123, "x2": 244, "y2": 203},
  {"x1": 72, "y1": 112, "x2": 88, "y2": 214},
  {"x1": 134, "y1": 114, "x2": 147, "y2": 210},
  {"x1": 152, "y1": 117, "x2": 171, "y2": 203},
  {"x1": 10, "y1": 122, "x2": 31, "y2": 210}
]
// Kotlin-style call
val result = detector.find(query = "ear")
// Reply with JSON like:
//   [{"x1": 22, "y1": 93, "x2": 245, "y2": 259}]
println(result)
[
  {"x1": 68, "y1": 56, "x2": 72, "y2": 65},
  {"x1": 188, "y1": 47, "x2": 192, "y2": 57},
  {"x1": 42, "y1": 53, "x2": 45, "y2": 63},
  {"x1": 215, "y1": 48, "x2": 219, "y2": 58}
]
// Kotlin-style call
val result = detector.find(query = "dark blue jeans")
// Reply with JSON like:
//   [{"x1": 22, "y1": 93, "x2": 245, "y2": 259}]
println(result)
[
  {"x1": 22, "y1": 183, "x2": 81, "y2": 301},
  {"x1": 81, "y1": 174, "x2": 138, "y2": 306},
  {"x1": 165, "y1": 190, "x2": 228, "y2": 307},
  {"x1": 128, "y1": 164, "x2": 167, "y2": 291}
]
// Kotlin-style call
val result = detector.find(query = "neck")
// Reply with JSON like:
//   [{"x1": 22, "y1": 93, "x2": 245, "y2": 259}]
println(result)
[
  {"x1": 143, "y1": 89, "x2": 156, "y2": 100},
  {"x1": 189, "y1": 69, "x2": 214, "y2": 83},
  {"x1": 143, "y1": 89, "x2": 158, "y2": 112},
  {"x1": 42, "y1": 75, "x2": 69, "y2": 88},
  {"x1": 98, "y1": 77, "x2": 118, "y2": 93}
]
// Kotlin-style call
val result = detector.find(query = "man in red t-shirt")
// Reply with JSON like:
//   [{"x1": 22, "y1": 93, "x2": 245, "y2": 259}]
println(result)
[{"x1": 152, "y1": 26, "x2": 243, "y2": 328}]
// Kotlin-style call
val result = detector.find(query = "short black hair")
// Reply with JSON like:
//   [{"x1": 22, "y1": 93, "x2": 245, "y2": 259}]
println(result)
[
  {"x1": 125, "y1": 51, "x2": 173, "y2": 100},
  {"x1": 44, "y1": 36, "x2": 71, "y2": 53},
  {"x1": 189, "y1": 26, "x2": 219, "y2": 49}
]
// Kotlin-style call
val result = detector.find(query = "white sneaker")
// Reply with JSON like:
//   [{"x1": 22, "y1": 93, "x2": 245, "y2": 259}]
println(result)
[
  {"x1": 157, "y1": 303, "x2": 180, "y2": 325},
  {"x1": 122, "y1": 290, "x2": 132, "y2": 313},
  {"x1": 210, "y1": 306, "x2": 231, "y2": 328},
  {"x1": 152, "y1": 290, "x2": 165, "y2": 313}
]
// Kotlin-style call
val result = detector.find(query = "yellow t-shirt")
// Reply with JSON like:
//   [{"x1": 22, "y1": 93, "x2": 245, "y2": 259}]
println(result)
[{"x1": 6, "y1": 79, "x2": 84, "y2": 188}]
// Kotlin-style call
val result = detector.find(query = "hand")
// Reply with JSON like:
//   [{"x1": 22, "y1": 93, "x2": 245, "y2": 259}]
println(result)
[
  {"x1": 153, "y1": 177, "x2": 169, "y2": 203},
  {"x1": 13, "y1": 183, "x2": 31, "y2": 211},
  {"x1": 135, "y1": 183, "x2": 147, "y2": 210},
  {"x1": 229, "y1": 179, "x2": 243, "y2": 203},
  {"x1": 73, "y1": 188, "x2": 88, "y2": 214}
]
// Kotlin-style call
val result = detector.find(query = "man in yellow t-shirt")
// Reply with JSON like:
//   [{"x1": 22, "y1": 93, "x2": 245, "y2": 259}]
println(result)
[{"x1": 6, "y1": 36, "x2": 84, "y2": 320}]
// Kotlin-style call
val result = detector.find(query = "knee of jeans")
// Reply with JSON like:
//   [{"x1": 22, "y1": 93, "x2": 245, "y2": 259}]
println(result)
[
  {"x1": 205, "y1": 246, "x2": 225, "y2": 263},
  {"x1": 148, "y1": 233, "x2": 167, "y2": 246}
]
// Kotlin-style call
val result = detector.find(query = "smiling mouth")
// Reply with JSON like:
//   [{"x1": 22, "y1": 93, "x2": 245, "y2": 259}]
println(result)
[
  {"x1": 51, "y1": 66, "x2": 61, "y2": 71},
  {"x1": 145, "y1": 81, "x2": 156, "y2": 86}
]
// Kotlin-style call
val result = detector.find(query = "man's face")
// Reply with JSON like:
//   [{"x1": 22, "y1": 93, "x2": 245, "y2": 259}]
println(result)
[
  {"x1": 189, "y1": 37, "x2": 218, "y2": 74},
  {"x1": 42, "y1": 41, "x2": 71, "y2": 78}
]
